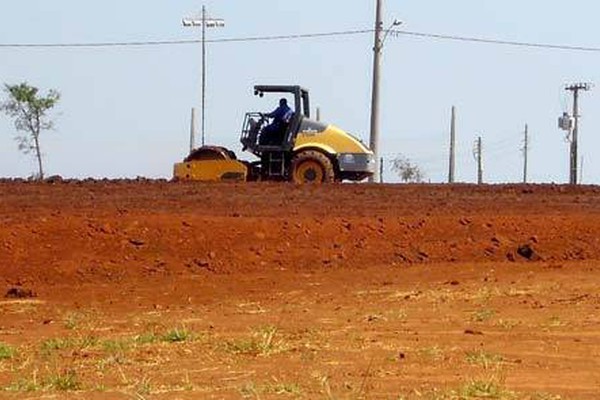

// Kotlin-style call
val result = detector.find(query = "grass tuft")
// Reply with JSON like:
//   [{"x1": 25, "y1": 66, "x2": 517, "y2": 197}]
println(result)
[
  {"x1": 239, "y1": 380, "x2": 302, "y2": 398},
  {"x1": 0, "y1": 343, "x2": 16, "y2": 360},
  {"x1": 63, "y1": 312, "x2": 82, "y2": 330},
  {"x1": 47, "y1": 370, "x2": 81, "y2": 391},
  {"x1": 162, "y1": 327, "x2": 194, "y2": 343},
  {"x1": 40, "y1": 338, "x2": 74, "y2": 354},
  {"x1": 465, "y1": 350, "x2": 505, "y2": 369},
  {"x1": 546, "y1": 316, "x2": 566, "y2": 328},
  {"x1": 133, "y1": 332, "x2": 160, "y2": 345},
  {"x1": 530, "y1": 393, "x2": 564, "y2": 400},
  {"x1": 457, "y1": 378, "x2": 515, "y2": 399},
  {"x1": 102, "y1": 339, "x2": 130, "y2": 354},
  {"x1": 225, "y1": 326, "x2": 287, "y2": 356},
  {"x1": 470, "y1": 309, "x2": 496, "y2": 323},
  {"x1": 418, "y1": 345, "x2": 444, "y2": 361}
]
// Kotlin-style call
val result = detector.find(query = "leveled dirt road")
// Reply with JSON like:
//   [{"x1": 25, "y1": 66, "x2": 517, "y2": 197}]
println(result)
[{"x1": 0, "y1": 181, "x2": 599, "y2": 399}]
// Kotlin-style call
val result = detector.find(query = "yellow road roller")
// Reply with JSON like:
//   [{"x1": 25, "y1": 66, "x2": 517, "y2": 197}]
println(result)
[{"x1": 174, "y1": 85, "x2": 375, "y2": 183}]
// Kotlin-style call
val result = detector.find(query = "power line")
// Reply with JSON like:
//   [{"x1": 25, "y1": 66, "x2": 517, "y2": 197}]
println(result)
[
  {"x1": 392, "y1": 30, "x2": 600, "y2": 53},
  {"x1": 0, "y1": 30, "x2": 372, "y2": 49},
  {"x1": 1, "y1": 29, "x2": 600, "y2": 53}
]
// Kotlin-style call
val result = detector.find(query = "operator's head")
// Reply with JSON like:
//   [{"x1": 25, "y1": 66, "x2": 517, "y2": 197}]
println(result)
[{"x1": 279, "y1": 98, "x2": 287, "y2": 106}]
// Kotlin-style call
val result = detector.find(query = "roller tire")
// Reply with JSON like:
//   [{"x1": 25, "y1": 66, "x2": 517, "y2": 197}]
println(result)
[{"x1": 291, "y1": 150, "x2": 335, "y2": 184}]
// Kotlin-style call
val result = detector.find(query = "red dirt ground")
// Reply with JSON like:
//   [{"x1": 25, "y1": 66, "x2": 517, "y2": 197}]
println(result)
[{"x1": 0, "y1": 181, "x2": 599, "y2": 399}]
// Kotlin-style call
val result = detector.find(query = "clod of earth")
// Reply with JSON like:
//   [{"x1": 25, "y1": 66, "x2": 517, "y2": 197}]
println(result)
[
  {"x1": 128, "y1": 238, "x2": 145, "y2": 247},
  {"x1": 5, "y1": 287, "x2": 36, "y2": 299},
  {"x1": 517, "y1": 244, "x2": 543, "y2": 261}
]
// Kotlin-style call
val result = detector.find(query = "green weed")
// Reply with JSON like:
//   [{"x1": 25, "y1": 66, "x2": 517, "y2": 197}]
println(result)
[
  {"x1": 465, "y1": 350, "x2": 505, "y2": 369},
  {"x1": 40, "y1": 338, "x2": 74, "y2": 354},
  {"x1": 0, "y1": 343, "x2": 15, "y2": 360},
  {"x1": 133, "y1": 332, "x2": 160, "y2": 345},
  {"x1": 47, "y1": 370, "x2": 81, "y2": 391},
  {"x1": 418, "y1": 346, "x2": 444, "y2": 361},
  {"x1": 102, "y1": 339, "x2": 130, "y2": 354},
  {"x1": 162, "y1": 327, "x2": 193, "y2": 343},
  {"x1": 225, "y1": 326, "x2": 287, "y2": 356},
  {"x1": 530, "y1": 393, "x2": 563, "y2": 400},
  {"x1": 546, "y1": 316, "x2": 566, "y2": 328},
  {"x1": 3, "y1": 371, "x2": 41, "y2": 392},
  {"x1": 63, "y1": 312, "x2": 81, "y2": 330},
  {"x1": 495, "y1": 319, "x2": 520, "y2": 330},
  {"x1": 135, "y1": 376, "x2": 152, "y2": 395},
  {"x1": 470, "y1": 309, "x2": 496, "y2": 323}
]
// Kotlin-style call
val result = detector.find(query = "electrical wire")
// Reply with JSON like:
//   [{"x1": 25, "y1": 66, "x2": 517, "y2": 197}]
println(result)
[
  {"x1": 1, "y1": 28, "x2": 600, "y2": 53},
  {"x1": 391, "y1": 30, "x2": 600, "y2": 53},
  {"x1": 0, "y1": 29, "x2": 372, "y2": 48}
]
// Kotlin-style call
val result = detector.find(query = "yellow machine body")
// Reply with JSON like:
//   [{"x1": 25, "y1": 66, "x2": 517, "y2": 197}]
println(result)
[
  {"x1": 173, "y1": 159, "x2": 247, "y2": 182},
  {"x1": 294, "y1": 124, "x2": 370, "y2": 156}
]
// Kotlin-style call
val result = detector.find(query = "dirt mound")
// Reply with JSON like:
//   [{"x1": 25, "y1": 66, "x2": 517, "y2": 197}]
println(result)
[{"x1": 1, "y1": 182, "x2": 599, "y2": 286}]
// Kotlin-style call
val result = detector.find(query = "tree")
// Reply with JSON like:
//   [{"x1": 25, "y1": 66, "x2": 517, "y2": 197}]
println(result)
[
  {"x1": 1, "y1": 83, "x2": 60, "y2": 180},
  {"x1": 391, "y1": 155, "x2": 425, "y2": 183}
]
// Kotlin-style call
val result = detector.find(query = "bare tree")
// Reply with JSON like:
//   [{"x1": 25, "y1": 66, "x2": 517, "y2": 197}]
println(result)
[
  {"x1": 391, "y1": 155, "x2": 425, "y2": 183},
  {"x1": 1, "y1": 83, "x2": 60, "y2": 179}
]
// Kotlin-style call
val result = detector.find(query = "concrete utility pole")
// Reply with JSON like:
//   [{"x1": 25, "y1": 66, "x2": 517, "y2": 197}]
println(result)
[
  {"x1": 183, "y1": 6, "x2": 225, "y2": 147},
  {"x1": 368, "y1": 0, "x2": 384, "y2": 183},
  {"x1": 189, "y1": 107, "x2": 198, "y2": 153},
  {"x1": 565, "y1": 83, "x2": 591, "y2": 185},
  {"x1": 368, "y1": 1, "x2": 401, "y2": 183},
  {"x1": 522, "y1": 124, "x2": 529, "y2": 184},
  {"x1": 473, "y1": 136, "x2": 483, "y2": 184},
  {"x1": 448, "y1": 106, "x2": 456, "y2": 183}
]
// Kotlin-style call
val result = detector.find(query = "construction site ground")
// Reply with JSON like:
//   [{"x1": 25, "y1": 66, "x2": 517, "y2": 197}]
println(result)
[{"x1": 0, "y1": 181, "x2": 599, "y2": 399}]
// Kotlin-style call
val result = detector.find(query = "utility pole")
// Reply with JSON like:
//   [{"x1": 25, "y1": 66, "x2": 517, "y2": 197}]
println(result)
[
  {"x1": 379, "y1": 157, "x2": 384, "y2": 183},
  {"x1": 448, "y1": 106, "x2": 456, "y2": 183},
  {"x1": 368, "y1": 0, "x2": 384, "y2": 183},
  {"x1": 564, "y1": 83, "x2": 592, "y2": 185},
  {"x1": 201, "y1": 6, "x2": 207, "y2": 146},
  {"x1": 189, "y1": 107, "x2": 198, "y2": 153},
  {"x1": 183, "y1": 6, "x2": 225, "y2": 147},
  {"x1": 367, "y1": 1, "x2": 401, "y2": 183},
  {"x1": 473, "y1": 136, "x2": 483, "y2": 184},
  {"x1": 522, "y1": 124, "x2": 529, "y2": 184}
]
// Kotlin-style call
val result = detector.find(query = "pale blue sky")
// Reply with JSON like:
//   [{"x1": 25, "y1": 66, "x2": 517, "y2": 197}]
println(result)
[{"x1": 1, "y1": 1, "x2": 599, "y2": 183}]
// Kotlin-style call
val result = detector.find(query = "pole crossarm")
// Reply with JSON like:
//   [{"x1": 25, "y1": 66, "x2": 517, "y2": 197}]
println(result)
[{"x1": 182, "y1": 18, "x2": 225, "y2": 28}]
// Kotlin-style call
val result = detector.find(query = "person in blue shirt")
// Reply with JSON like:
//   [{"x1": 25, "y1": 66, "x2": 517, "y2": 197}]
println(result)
[{"x1": 260, "y1": 98, "x2": 294, "y2": 145}]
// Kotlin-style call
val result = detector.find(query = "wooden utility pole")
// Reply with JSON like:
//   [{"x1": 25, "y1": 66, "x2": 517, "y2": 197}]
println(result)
[
  {"x1": 565, "y1": 83, "x2": 592, "y2": 185},
  {"x1": 522, "y1": 124, "x2": 529, "y2": 184},
  {"x1": 448, "y1": 106, "x2": 456, "y2": 183}
]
